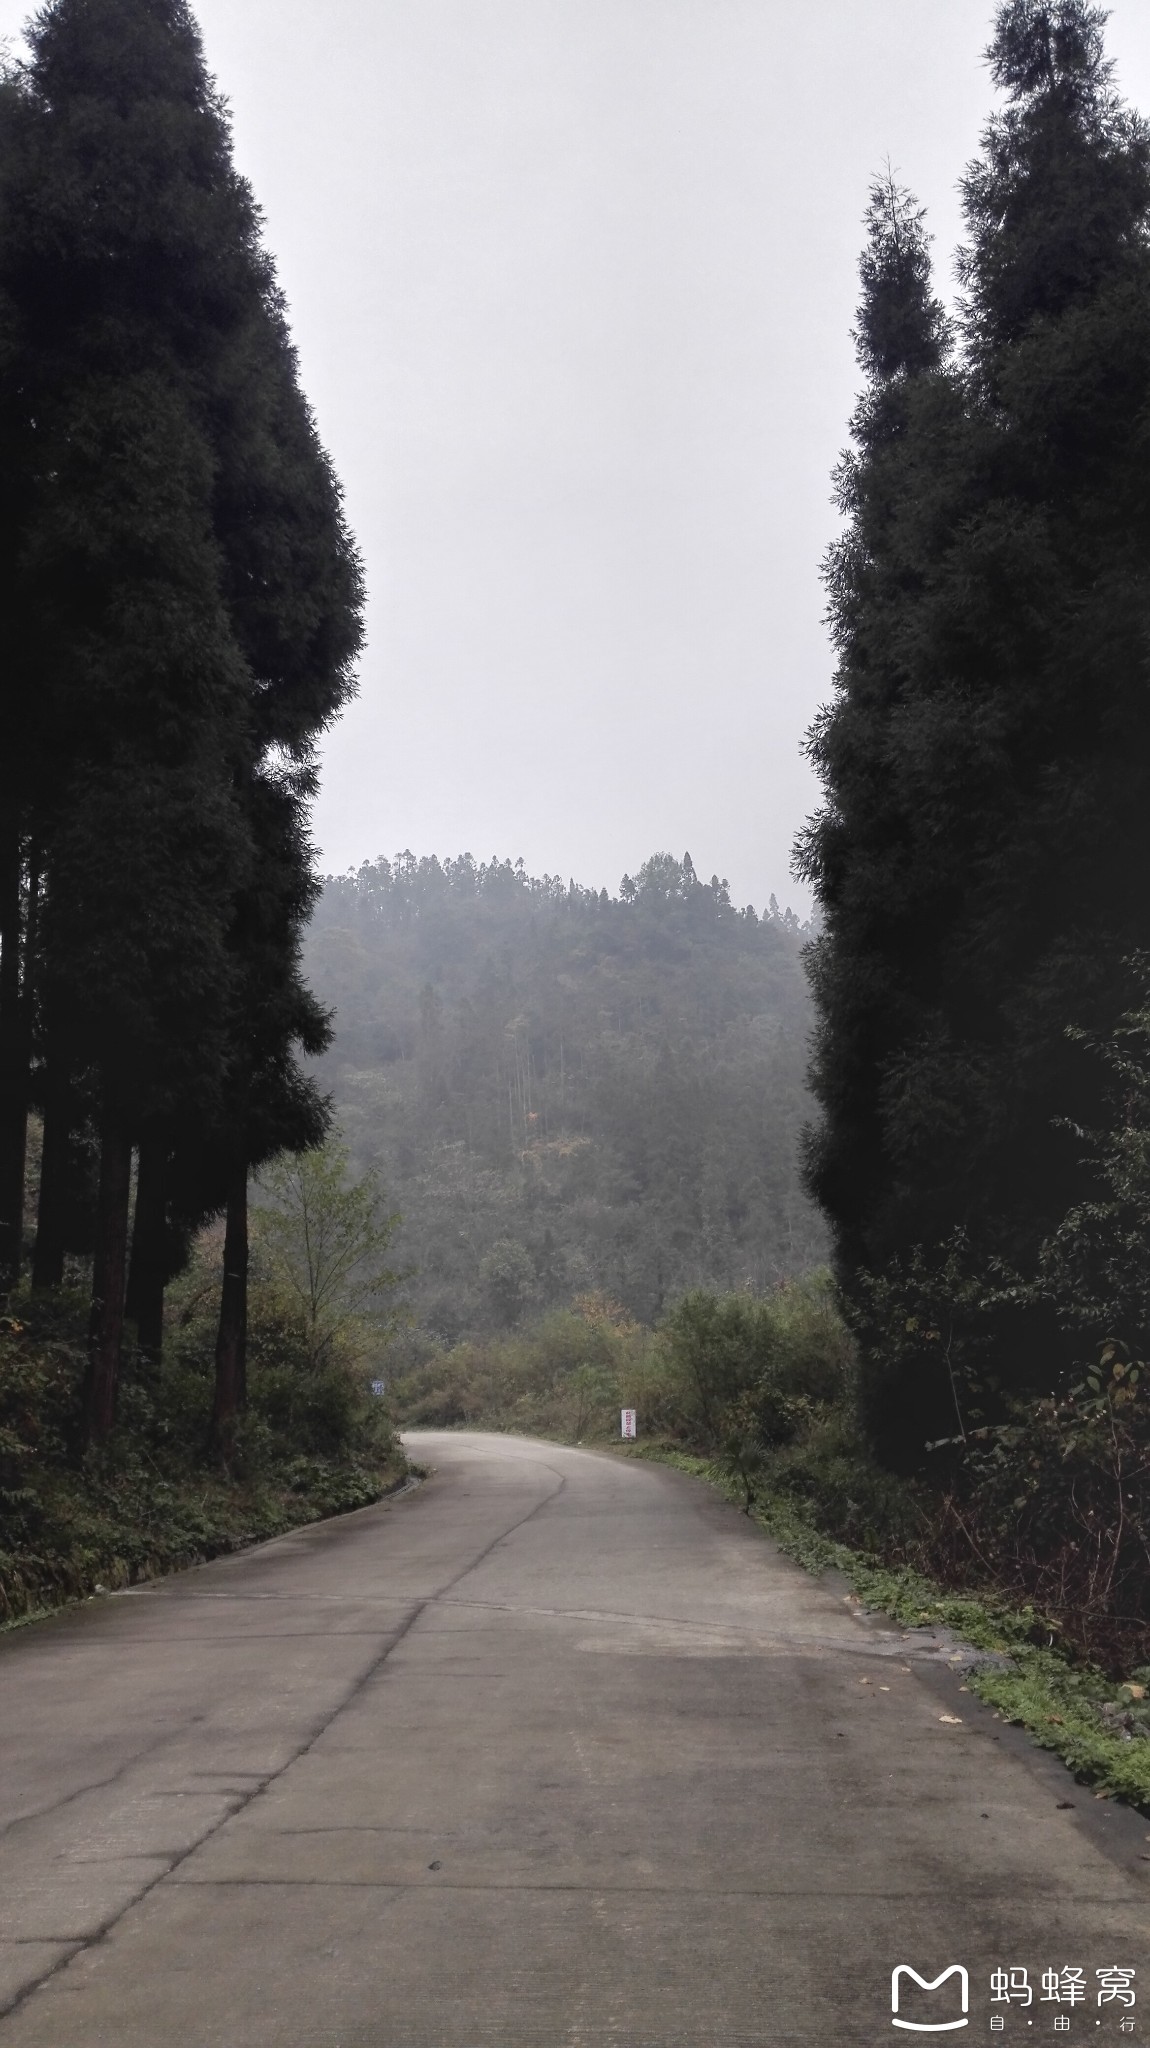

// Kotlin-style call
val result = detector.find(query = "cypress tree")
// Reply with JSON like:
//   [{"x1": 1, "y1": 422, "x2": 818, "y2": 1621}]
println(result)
[
  {"x1": 797, "y1": 175, "x2": 970, "y2": 1453},
  {"x1": 29, "y1": 1070, "x2": 98, "y2": 1290},
  {"x1": 204, "y1": 768, "x2": 332, "y2": 1458},
  {"x1": 798, "y1": 173, "x2": 960, "y2": 1276},
  {"x1": 923, "y1": 1, "x2": 1150, "y2": 1277},
  {"x1": 6, "y1": 0, "x2": 259, "y2": 1429},
  {"x1": 800, "y1": 1, "x2": 1150, "y2": 1461},
  {"x1": 124, "y1": 1121, "x2": 186, "y2": 1368},
  {"x1": 5, "y1": 0, "x2": 361, "y2": 1438},
  {"x1": 0, "y1": 849, "x2": 37, "y2": 1292},
  {"x1": 0, "y1": 68, "x2": 42, "y2": 1295}
]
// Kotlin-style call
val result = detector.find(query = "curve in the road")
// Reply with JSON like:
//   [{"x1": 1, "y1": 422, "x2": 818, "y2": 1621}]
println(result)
[{"x1": 0, "y1": 1431, "x2": 1145, "y2": 2046}]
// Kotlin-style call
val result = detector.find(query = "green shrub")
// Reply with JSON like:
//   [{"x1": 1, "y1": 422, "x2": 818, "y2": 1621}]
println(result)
[
  {"x1": 392, "y1": 1294, "x2": 653, "y2": 1437},
  {"x1": 654, "y1": 1280, "x2": 854, "y2": 1501},
  {"x1": 0, "y1": 1270, "x2": 404, "y2": 1624},
  {"x1": 0, "y1": 1311, "x2": 82, "y2": 1538},
  {"x1": 765, "y1": 1405, "x2": 928, "y2": 1555},
  {"x1": 926, "y1": 1345, "x2": 1150, "y2": 1667}
]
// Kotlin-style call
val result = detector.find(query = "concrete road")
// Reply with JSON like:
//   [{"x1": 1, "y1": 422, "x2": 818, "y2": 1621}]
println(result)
[{"x1": 0, "y1": 1433, "x2": 1147, "y2": 2047}]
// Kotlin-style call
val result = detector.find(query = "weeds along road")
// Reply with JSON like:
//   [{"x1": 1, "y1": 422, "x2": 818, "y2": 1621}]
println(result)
[{"x1": 0, "y1": 1432, "x2": 1147, "y2": 2047}]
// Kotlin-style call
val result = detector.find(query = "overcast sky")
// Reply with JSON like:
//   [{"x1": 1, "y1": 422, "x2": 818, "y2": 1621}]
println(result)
[{"x1": 9, "y1": 2, "x2": 1150, "y2": 910}]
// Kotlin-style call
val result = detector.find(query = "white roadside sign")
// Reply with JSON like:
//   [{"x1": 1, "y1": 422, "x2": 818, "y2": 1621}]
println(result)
[{"x1": 620, "y1": 1409, "x2": 637, "y2": 1439}]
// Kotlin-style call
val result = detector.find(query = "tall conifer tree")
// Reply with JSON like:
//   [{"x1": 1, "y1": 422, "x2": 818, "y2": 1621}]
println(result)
[
  {"x1": 801, "y1": 2, "x2": 1150, "y2": 1460},
  {"x1": 3, "y1": 0, "x2": 362, "y2": 1437},
  {"x1": 0, "y1": 68, "x2": 42, "y2": 1293},
  {"x1": 798, "y1": 173, "x2": 958, "y2": 1264}
]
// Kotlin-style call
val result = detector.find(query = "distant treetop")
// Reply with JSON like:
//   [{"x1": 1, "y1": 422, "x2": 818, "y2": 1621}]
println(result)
[{"x1": 324, "y1": 850, "x2": 808, "y2": 935}]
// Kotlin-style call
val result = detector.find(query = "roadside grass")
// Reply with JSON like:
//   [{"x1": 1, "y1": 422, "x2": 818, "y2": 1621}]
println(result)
[
  {"x1": 0, "y1": 1289, "x2": 410, "y2": 1628},
  {"x1": 619, "y1": 1441, "x2": 1150, "y2": 1816},
  {"x1": 0, "y1": 1449, "x2": 410, "y2": 1629}
]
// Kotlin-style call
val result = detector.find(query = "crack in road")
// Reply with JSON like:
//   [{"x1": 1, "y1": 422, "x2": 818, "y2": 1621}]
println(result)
[{"x1": 0, "y1": 1466, "x2": 568, "y2": 2026}]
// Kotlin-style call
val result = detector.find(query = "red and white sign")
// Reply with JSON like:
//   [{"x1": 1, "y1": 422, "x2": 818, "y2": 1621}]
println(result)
[{"x1": 620, "y1": 1409, "x2": 637, "y2": 1439}]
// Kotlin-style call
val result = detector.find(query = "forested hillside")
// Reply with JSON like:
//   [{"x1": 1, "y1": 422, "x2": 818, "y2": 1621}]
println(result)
[{"x1": 306, "y1": 852, "x2": 825, "y2": 1341}]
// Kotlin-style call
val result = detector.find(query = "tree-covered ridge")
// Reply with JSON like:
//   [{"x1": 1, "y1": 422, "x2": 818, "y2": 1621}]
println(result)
[{"x1": 307, "y1": 851, "x2": 826, "y2": 1341}]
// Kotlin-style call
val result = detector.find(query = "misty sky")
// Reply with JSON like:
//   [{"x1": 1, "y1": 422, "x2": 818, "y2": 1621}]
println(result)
[{"x1": 8, "y1": 2, "x2": 1150, "y2": 910}]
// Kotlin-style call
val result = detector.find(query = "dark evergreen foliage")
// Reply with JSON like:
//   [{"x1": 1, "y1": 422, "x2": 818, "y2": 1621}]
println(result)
[
  {"x1": 0, "y1": 0, "x2": 361, "y2": 1443},
  {"x1": 800, "y1": 0, "x2": 1150, "y2": 1462}
]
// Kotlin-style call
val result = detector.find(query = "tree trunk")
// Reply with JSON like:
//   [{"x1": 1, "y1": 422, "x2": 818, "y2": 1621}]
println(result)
[
  {"x1": 84, "y1": 1106, "x2": 132, "y2": 1446},
  {"x1": 32, "y1": 1066, "x2": 70, "y2": 1291},
  {"x1": 127, "y1": 1127, "x2": 166, "y2": 1370},
  {"x1": 0, "y1": 834, "x2": 31, "y2": 1293},
  {"x1": 210, "y1": 1161, "x2": 248, "y2": 1460}
]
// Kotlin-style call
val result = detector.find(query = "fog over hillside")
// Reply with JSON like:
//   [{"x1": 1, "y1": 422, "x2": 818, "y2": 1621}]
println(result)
[{"x1": 305, "y1": 851, "x2": 826, "y2": 1344}]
